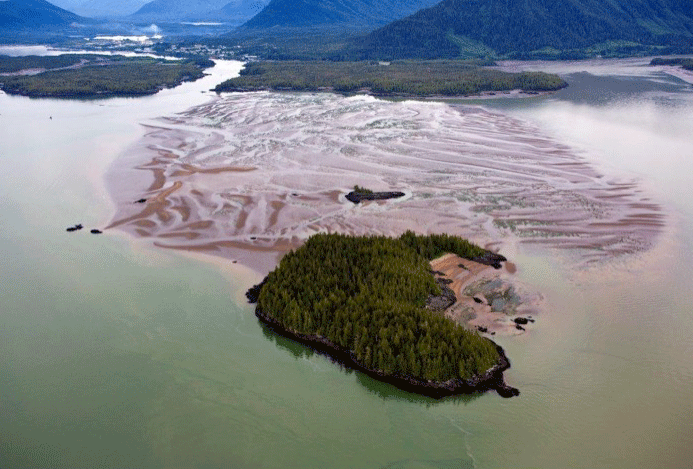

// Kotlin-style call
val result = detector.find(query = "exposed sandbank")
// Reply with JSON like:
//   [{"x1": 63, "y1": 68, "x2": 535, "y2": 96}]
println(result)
[{"x1": 105, "y1": 92, "x2": 663, "y2": 278}]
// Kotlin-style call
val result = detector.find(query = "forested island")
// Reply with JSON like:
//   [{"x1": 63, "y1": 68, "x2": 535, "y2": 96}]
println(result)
[
  {"x1": 214, "y1": 60, "x2": 567, "y2": 97},
  {"x1": 247, "y1": 231, "x2": 518, "y2": 398},
  {"x1": 650, "y1": 57, "x2": 693, "y2": 71},
  {"x1": 0, "y1": 55, "x2": 214, "y2": 98}
]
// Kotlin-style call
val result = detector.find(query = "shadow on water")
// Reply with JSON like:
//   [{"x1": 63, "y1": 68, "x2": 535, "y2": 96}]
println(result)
[
  {"x1": 354, "y1": 372, "x2": 484, "y2": 406},
  {"x1": 260, "y1": 321, "x2": 316, "y2": 360},
  {"x1": 259, "y1": 323, "x2": 483, "y2": 406}
]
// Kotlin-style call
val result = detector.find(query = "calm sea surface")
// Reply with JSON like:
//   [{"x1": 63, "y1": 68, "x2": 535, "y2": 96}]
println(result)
[{"x1": 1, "y1": 58, "x2": 692, "y2": 468}]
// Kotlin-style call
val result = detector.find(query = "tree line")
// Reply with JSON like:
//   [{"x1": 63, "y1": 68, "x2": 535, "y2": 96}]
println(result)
[
  {"x1": 0, "y1": 55, "x2": 214, "y2": 99},
  {"x1": 650, "y1": 57, "x2": 693, "y2": 70},
  {"x1": 257, "y1": 232, "x2": 500, "y2": 382},
  {"x1": 215, "y1": 60, "x2": 567, "y2": 97}
]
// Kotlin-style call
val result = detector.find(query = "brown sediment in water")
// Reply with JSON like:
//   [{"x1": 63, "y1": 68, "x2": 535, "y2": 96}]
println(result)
[{"x1": 105, "y1": 93, "x2": 665, "y2": 276}]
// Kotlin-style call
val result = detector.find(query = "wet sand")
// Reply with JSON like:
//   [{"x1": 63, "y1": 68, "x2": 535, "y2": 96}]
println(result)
[
  {"x1": 431, "y1": 254, "x2": 542, "y2": 336},
  {"x1": 658, "y1": 66, "x2": 693, "y2": 85},
  {"x1": 106, "y1": 92, "x2": 664, "y2": 277}
]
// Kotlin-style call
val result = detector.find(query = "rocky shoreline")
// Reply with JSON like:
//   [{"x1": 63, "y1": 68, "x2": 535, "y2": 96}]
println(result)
[
  {"x1": 248, "y1": 281, "x2": 519, "y2": 399},
  {"x1": 470, "y1": 251, "x2": 508, "y2": 269}
]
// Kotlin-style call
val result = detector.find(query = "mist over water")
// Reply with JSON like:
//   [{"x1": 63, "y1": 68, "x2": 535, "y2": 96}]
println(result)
[
  {"x1": 507, "y1": 86, "x2": 693, "y2": 213},
  {"x1": 2, "y1": 59, "x2": 693, "y2": 468}
]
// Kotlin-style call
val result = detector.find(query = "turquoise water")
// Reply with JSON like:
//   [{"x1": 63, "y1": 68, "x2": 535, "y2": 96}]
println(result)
[{"x1": 1, "y1": 59, "x2": 693, "y2": 468}]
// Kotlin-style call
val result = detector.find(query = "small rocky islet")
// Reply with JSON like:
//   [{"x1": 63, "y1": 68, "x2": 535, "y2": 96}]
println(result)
[{"x1": 65, "y1": 223, "x2": 103, "y2": 234}]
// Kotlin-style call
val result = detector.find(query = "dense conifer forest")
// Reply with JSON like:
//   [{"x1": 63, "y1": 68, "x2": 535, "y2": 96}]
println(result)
[
  {"x1": 0, "y1": 54, "x2": 89, "y2": 73},
  {"x1": 255, "y1": 232, "x2": 501, "y2": 383},
  {"x1": 342, "y1": 0, "x2": 693, "y2": 60},
  {"x1": 214, "y1": 60, "x2": 567, "y2": 97},
  {"x1": 0, "y1": 55, "x2": 214, "y2": 98},
  {"x1": 650, "y1": 57, "x2": 693, "y2": 70}
]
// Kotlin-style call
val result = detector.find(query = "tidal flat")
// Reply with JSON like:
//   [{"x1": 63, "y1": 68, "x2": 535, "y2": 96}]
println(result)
[{"x1": 106, "y1": 89, "x2": 663, "y2": 273}]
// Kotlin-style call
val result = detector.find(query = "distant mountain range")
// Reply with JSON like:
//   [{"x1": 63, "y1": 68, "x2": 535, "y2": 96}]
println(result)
[
  {"x1": 241, "y1": 0, "x2": 442, "y2": 29},
  {"x1": 0, "y1": 0, "x2": 86, "y2": 28},
  {"x1": 218, "y1": 0, "x2": 267, "y2": 22},
  {"x1": 48, "y1": 0, "x2": 148, "y2": 17},
  {"x1": 4, "y1": 0, "x2": 693, "y2": 61},
  {"x1": 129, "y1": 0, "x2": 228, "y2": 21},
  {"x1": 345, "y1": 0, "x2": 693, "y2": 59},
  {"x1": 129, "y1": 0, "x2": 269, "y2": 22}
]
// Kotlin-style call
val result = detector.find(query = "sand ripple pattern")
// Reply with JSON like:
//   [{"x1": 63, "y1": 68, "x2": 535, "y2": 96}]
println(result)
[{"x1": 108, "y1": 92, "x2": 663, "y2": 271}]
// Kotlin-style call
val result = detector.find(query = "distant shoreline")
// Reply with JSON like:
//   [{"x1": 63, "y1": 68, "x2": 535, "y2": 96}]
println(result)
[
  {"x1": 217, "y1": 86, "x2": 558, "y2": 101},
  {"x1": 0, "y1": 55, "x2": 214, "y2": 99},
  {"x1": 214, "y1": 60, "x2": 568, "y2": 98}
]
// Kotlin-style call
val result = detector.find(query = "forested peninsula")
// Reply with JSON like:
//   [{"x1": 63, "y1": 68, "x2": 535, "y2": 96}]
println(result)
[
  {"x1": 215, "y1": 60, "x2": 567, "y2": 97},
  {"x1": 0, "y1": 55, "x2": 214, "y2": 98},
  {"x1": 247, "y1": 232, "x2": 519, "y2": 398}
]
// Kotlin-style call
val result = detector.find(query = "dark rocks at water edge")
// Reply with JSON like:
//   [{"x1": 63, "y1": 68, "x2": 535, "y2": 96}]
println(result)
[
  {"x1": 345, "y1": 190, "x2": 405, "y2": 204},
  {"x1": 470, "y1": 251, "x2": 507, "y2": 269},
  {"x1": 246, "y1": 278, "x2": 267, "y2": 303},
  {"x1": 90, "y1": 229, "x2": 102, "y2": 234},
  {"x1": 255, "y1": 305, "x2": 519, "y2": 399},
  {"x1": 514, "y1": 317, "x2": 535, "y2": 325}
]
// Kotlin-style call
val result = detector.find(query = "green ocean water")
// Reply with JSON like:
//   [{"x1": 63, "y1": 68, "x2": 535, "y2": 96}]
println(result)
[{"x1": 1, "y1": 59, "x2": 693, "y2": 468}]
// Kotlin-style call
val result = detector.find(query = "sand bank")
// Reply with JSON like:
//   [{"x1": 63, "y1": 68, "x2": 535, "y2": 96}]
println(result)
[{"x1": 105, "y1": 92, "x2": 663, "y2": 278}]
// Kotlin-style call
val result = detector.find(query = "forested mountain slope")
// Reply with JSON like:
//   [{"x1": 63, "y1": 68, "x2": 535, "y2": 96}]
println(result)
[
  {"x1": 0, "y1": 0, "x2": 85, "y2": 28},
  {"x1": 345, "y1": 0, "x2": 693, "y2": 59},
  {"x1": 49, "y1": 0, "x2": 148, "y2": 17},
  {"x1": 241, "y1": 0, "x2": 442, "y2": 29},
  {"x1": 130, "y1": 0, "x2": 229, "y2": 21},
  {"x1": 129, "y1": 0, "x2": 269, "y2": 22},
  {"x1": 218, "y1": 0, "x2": 268, "y2": 22}
]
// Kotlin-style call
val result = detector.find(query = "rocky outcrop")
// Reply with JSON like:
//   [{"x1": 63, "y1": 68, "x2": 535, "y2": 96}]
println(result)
[
  {"x1": 470, "y1": 251, "x2": 507, "y2": 269},
  {"x1": 463, "y1": 278, "x2": 522, "y2": 315},
  {"x1": 246, "y1": 278, "x2": 267, "y2": 303},
  {"x1": 345, "y1": 190, "x2": 405, "y2": 204},
  {"x1": 426, "y1": 278, "x2": 457, "y2": 312}
]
